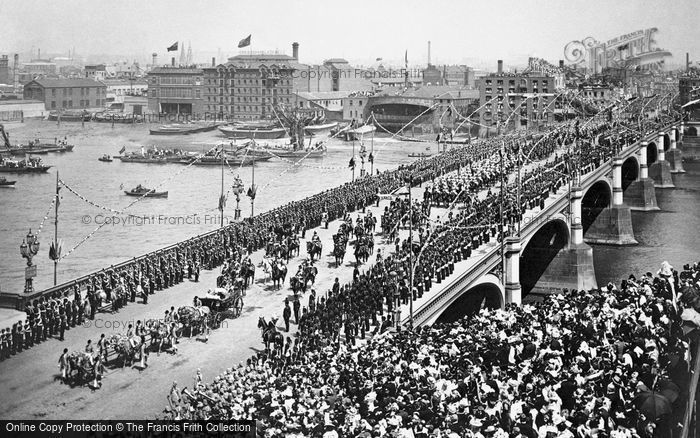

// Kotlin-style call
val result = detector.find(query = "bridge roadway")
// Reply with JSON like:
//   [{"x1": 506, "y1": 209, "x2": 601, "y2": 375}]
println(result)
[
  {"x1": 400, "y1": 124, "x2": 675, "y2": 327},
  {"x1": 0, "y1": 195, "x2": 400, "y2": 420}
]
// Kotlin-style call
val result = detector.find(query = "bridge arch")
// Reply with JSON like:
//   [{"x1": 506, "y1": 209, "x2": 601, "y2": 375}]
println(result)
[
  {"x1": 647, "y1": 142, "x2": 658, "y2": 164},
  {"x1": 582, "y1": 180, "x2": 612, "y2": 233},
  {"x1": 663, "y1": 133, "x2": 671, "y2": 152},
  {"x1": 520, "y1": 217, "x2": 570, "y2": 296},
  {"x1": 432, "y1": 274, "x2": 504, "y2": 324},
  {"x1": 621, "y1": 156, "x2": 639, "y2": 191}
]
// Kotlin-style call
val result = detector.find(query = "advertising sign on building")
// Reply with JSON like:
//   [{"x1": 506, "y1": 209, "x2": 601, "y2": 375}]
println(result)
[{"x1": 564, "y1": 28, "x2": 671, "y2": 74}]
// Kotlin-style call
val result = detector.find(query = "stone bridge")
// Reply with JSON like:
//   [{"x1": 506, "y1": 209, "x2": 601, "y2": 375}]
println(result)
[{"x1": 401, "y1": 121, "x2": 687, "y2": 327}]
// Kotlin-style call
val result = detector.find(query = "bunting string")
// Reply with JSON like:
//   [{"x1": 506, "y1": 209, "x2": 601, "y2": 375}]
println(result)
[
  {"x1": 60, "y1": 143, "x2": 221, "y2": 260},
  {"x1": 34, "y1": 195, "x2": 57, "y2": 238}
]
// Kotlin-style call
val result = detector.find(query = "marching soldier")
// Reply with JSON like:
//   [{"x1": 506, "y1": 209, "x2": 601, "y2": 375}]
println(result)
[
  {"x1": 59, "y1": 348, "x2": 69, "y2": 383},
  {"x1": 293, "y1": 297, "x2": 301, "y2": 325},
  {"x1": 283, "y1": 299, "x2": 291, "y2": 332}
]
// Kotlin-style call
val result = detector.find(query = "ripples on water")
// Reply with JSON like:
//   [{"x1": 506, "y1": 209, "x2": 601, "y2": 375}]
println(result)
[{"x1": 0, "y1": 119, "x2": 433, "y2": 292}]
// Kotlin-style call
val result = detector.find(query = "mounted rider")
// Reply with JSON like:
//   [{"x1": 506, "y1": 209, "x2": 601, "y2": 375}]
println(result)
[{"x1": 311, "y1": 231, "x2": 321, "y2": 244}]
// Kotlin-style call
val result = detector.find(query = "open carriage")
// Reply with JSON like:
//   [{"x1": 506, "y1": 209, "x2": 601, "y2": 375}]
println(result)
[{"x1": 199, "y1": 287, "x2": 244, "y2": 328}]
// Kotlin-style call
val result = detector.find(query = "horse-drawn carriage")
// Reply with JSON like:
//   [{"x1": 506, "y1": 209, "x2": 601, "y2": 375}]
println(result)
[{"x1": 198, "y1": 287, "x2": 244, "y2": 327}]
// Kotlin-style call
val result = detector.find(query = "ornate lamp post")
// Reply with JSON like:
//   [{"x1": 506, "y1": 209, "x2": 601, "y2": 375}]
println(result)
[
  {"x1": 20, "y1": 229, "x2": 40, "y2": 294},
  {"x1": 232, "y1": 181, "x2": 244, "y2": 221}
]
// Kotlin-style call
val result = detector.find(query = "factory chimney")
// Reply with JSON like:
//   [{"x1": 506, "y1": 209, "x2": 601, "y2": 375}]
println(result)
[
  {"x1": 497, "y1": 60, "x2": 503, "y2": 74},
  {"x1": 171, "y1": 57, "x2": 175, "y2": 67},
  {"x1": 428, "y1": 41, "x2": 431, "y2": 66},
  {"x1": 152, "y1": 53, "x2": 158, "y2": 67},
  {"x1": 292, "y1": 42, "x2": 299, "y2": 60},
  {"x1": 212, "y1": 57, "x2": 216, "y2": 67}
]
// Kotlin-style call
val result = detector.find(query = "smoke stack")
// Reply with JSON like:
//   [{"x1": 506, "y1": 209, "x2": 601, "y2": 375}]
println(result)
[
  {"x1": 171, "y1": 57, "x2": 175, "y2": 67},
  {"x1": 559, "y1": 60, "x2": 564, "y2": 68},
  {"x1": 497, "y1": 60, "x2": 503, "y2": 74},
  {"x1": 38, "y1": 48, "x2": 41, "y2": 60},
  {"x1": 292, "y1": 42, "x2": 299, "y2": 60},
  {"x1": 212, "y1": 57, "x2": 216, "y2": 67},
  {"x1": 428, "y1": 41, "x2": 431, "y2": 66},
  {"x1": 687, "y1": 53, "x2": 690, "y2": 72},
  {"x1": 152, "y1": 53, "x2": 158, "y2": 67}
]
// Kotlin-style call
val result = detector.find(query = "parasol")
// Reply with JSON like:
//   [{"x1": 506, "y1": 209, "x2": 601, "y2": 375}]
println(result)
[{"x1": 633, "y1": 391, "x2": 672, "y2": 419}]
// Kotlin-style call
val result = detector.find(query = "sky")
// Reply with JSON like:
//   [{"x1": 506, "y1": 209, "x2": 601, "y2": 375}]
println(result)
[{"x1": 1, "y1": 0, "x2": 697, "y2": 69}]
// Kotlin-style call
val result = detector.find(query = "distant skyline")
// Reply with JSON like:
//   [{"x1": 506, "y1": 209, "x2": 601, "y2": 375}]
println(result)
[{"x1": 1, "y1": 0, "x2": 698, "y2": 69}]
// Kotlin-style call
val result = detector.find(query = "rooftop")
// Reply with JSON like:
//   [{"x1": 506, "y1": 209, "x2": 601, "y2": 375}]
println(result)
[
  {"x1": 29, "y1": 78, "x2": 106, "y2": 88},
  {"x1": 376, "y1": 85, "x2": 479, "y2": 100},
  {"x1": 295, "y1": 91, "x2": 350, "y2": 101},
  {"x1": 149, "y1": 67, "x2": 203, "y2": 75}
]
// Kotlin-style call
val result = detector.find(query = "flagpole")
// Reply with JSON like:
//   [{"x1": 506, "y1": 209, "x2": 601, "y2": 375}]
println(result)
[
  {"x1": 53, "y1": 170, "x2": 59, "y2": 285},
  {"x1": 251, "y1": 156, "x2": 255, "y2": 218}
]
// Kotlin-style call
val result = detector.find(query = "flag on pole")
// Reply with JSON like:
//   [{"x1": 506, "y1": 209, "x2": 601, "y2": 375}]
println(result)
[
  {"x1": 246, "y1": 184, "x2": 257, "y2": 199},
  {"x1": 404, "y1": 50, "x2": 408, "y2": 68},
  {"x1": 238, "y1": 35, "x2": 251, "y2": 48},
  {"x1": 218, "y1": 194, "x2": 226, "y2": 210},
  {"x1": 119, "y1": 146, "x2": 126, "y2": 154},
  {"x1": 349, "y1": 157, "x2": 356, "y2": 169},
  {"x1": 167, "y1": 42, "x2": 178, "y2": 52},
  {"x1": 376, "y1": 57, "x2": 383, "y2": 61}
]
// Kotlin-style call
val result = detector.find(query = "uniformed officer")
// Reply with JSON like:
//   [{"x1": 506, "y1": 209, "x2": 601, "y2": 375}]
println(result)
[
  {"x1": 293, "y1": 297, "x2": 301, "y2": 325},
  {"x1": 283, "y1": 300, "x2": 291, "y2": 332}
]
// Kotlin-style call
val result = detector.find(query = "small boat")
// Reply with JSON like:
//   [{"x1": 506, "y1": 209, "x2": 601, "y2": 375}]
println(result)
[
  {"x1": 408, "y1": 152, "x2": 433, "y2": 158},
  {"x1": 98, "y1": 155, "x2": 113, "y2": 162},
  {"x1": 118, "y1": 154, "x2": 169, "y2": 164},
  {"x1": 342, "y1": 124, "x2": 376, "y2": 141},
  {"x1": 183, "y1": 154, "x2": 273, "y2": 166},
  {"x1": 0, "y1": 157, "x2": 52, "y2": 173},
  {"x1": 304, "y1": 122, "x2": 338, "y2": 136},
  {"x1": 149, "y1": 122, "x2": 219, "y2": 135},
  {"x1": 48, "y1": 111, "x2": 91, "y2": 122},
  {"x1": 124, "y1": 185, "x2": 168, "y2": 198},
  {"x1": 218, "y1": 125, "x2": 287, "y2": 139},
  {"x1": 0, "y1": 176, "x2": 17, "y2": 187},
  {"x1": 248, "y1": 141, "x2": 327, "y2": 159}
]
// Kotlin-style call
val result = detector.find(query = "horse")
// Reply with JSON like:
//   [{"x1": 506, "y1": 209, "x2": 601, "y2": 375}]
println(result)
[
  {"x1": 354, "y1": 240, "x2": 370, "y2": 265},
  {"x1": 239, "y1": 260, "x2": 255, "y2": 288},
  {"x1": 259, "y1": 258, "x2": 273, "y2": 284},
  {"x1": 258, "y1": 316, "x2": 284, "y2": 350},
  {"x1": 177, "y1": 306, "x2": 210, "y2": 338},
  {"x1": 257, "y1": 317, "x2": 283, "y2": 352},
  {"x1": 333, "y1": 243, "x2": 346, "y2": 267},
  {"x1": 289, "y1": 273, "x2": 306, "y2": 295},
  {"x1": 303, "y1": 265, "x2": 318, "y2": 287},
  {"x1": 306, "y1": 240, "x2": 322, "y2": 262},
  {"x1": 107, "y1": 334, "x2": 142, "y2": 368},
  {"x1": 287, "y1": 236, "x2": 300, "y2": 257},
  {"x1": 272, "y1": 261, "x2": 288, "y2": 289}
]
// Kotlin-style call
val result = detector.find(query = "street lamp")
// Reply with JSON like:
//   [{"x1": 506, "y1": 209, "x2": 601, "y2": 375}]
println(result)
[
  {"x1": 232, "y1": 180, "x2": 244, "y2": 221},
  {"x1": 20, "y1": 229, "x2": 40, "y2": 294}
]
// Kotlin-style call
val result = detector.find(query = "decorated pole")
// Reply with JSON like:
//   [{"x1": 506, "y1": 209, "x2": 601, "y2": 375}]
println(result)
[
  {"x1": 52, "y1": 171, "x2": 60, "y2": 285},
  {"x1": 219, "y1": 144, "x2": 225, "y2": 227},
  {"x1": 370, "y1": 116, "x2": 375, "y2": 176}
]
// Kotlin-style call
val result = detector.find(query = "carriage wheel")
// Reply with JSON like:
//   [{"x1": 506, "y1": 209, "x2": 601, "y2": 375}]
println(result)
[{"x1": 234, "y1": 297, "x2": 244, "y2": 318}]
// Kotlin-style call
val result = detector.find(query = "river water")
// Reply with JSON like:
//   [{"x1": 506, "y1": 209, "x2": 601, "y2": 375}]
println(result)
[
  {"x1": 0, "y1": 119, "x2": 432, "y2": 293},
  {"x1": 1, "y1": 119, "x2": 698, "y2": 294},
  {"x1": 592, "y1": 161, "x2": 700, "y2": 284}
]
